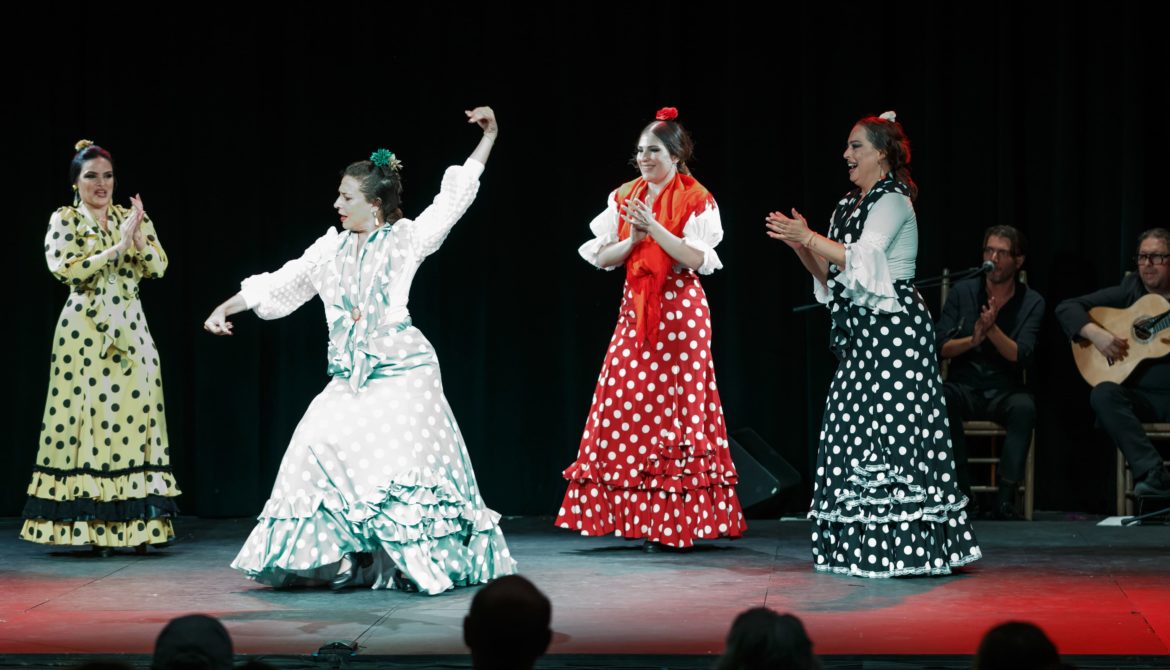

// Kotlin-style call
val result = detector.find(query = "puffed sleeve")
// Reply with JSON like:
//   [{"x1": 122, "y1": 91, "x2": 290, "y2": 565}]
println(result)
[
  {"x1": 680, "y1": 199, "x2": 724, "y2": 274},
  {"x1": 405, "y1": 159, "x2": 483, "y2": 259},
  {"x1": 240, "y1": 228, "x2": 337, "y2": 320},
  {"x1": 126, "y1": 214, "x2": 168, "y2": 279},
  {"x1": 818, "y1": 193, "x2": 913, "y2": 313},
  {"x1": 578, "y1": 191, "x2": 621, "y2": 270},
  {"x1": 44, "y1": 209, "x2": 111, "y2": 285}
]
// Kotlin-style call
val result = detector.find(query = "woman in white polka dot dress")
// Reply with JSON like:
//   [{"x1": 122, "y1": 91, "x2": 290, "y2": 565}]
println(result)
[
  {"x1": 767, "y1": 112, "x2": 981, "y2": 577},
  {"x1": 556, "y1": 108, "x2": 746, "y2": 551},
  {"x1": 203, "y1": 107, "x2": 515, "y2": 594}
]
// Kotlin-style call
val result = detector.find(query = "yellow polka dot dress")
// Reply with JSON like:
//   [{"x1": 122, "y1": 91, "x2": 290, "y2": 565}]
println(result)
[{"x1": 22, "y1": 205, "x2": 180, "y2": 548}]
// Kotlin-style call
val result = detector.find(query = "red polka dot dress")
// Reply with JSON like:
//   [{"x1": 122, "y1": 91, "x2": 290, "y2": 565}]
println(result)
[{"x1": 556, "y1": 175, "x2": 746, "y2": 548}]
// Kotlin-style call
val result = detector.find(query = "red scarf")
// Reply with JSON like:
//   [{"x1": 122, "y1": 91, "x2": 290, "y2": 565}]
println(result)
[{"x1": 614, "y1": 172, "x2": 714, "y2": 346}]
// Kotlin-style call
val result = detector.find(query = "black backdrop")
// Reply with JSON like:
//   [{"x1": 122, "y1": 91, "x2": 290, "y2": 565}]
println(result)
[{"x1": 4, "y1": 3, "x2": 1160, "y2": 518}]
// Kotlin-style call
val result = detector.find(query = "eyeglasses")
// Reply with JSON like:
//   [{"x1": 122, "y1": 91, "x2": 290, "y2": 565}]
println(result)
[
  {"x1": 1135, "y1": 253, "x2": 1170, "y2": 266},
  {"x1": 982, "y1": 247, "x2": 1016, "y2": 258}
]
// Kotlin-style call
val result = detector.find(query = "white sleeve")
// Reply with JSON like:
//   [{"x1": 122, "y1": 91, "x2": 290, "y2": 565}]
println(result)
[
  {"x1": 831, "y1": 194, "x2": 914, "y2": 313},
  {"x1": 680, "y1": 199, "x2": 724, "y2": 275},
  {"x1": 407, "y1": 159, "x2": 484, "y2": 259},
  {"x1": 239, "y1": 229, "x2": 336, "y2": 320},
  {"x1": 578, "y1": 191, "x2": 621, "y2": 270}
]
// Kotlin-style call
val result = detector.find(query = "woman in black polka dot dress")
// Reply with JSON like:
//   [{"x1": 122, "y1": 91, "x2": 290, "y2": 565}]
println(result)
[
  {"x1": 21, "y1": 141, "x2": 180, "y2": 553},
  {"x1": 767, "y1": 113, "x2": 980, "y2": 577}
]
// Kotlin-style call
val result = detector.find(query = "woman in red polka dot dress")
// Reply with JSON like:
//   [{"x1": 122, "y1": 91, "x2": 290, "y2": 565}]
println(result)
[{"x1": 556, "y1": 108, "x2": 746, "y2": 551}]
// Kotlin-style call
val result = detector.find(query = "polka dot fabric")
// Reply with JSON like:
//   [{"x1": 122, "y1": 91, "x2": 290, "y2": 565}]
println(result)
[
  {"x1": 810, "y1": 179, "x2": 981, "y2": 577},
  {"x1": 231, "y1": 327, "x2": 515, "y2": 595},
  {"x1": 557, "y1": 269, "x2": 746, "y2": 547},
  {"x1": 231, "y1": 161, "x2": 514, "y2": 594},
  {"x1": 22, "y1": 205, "x2": 179, "y2": 547}
]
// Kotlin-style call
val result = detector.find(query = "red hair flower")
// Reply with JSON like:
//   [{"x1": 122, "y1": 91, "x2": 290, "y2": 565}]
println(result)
[{"x1": 655, "y1": 107, "x2": 679, "y2": 121}]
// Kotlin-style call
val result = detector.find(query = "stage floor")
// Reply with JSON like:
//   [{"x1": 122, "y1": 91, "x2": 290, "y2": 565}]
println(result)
[{"x1": 1, "y1": 516, "x2": 1168, "y2": 668}]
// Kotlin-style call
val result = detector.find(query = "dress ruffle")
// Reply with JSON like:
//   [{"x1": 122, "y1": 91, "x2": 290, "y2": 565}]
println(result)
[
  {"x1": 232, "y1": 465, "x2": 512, "y2": 595},
  {"x1": 831, "y1": 241, "x2": 905, "y2": 314},
  {"x1": 557, "y1": 269, "x2": 745, "y2": 547}
]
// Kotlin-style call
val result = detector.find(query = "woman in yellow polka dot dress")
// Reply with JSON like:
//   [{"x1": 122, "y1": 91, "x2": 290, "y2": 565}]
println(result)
[{"x1": 21, "y1": 141, "x2": 181, "y2": 554}]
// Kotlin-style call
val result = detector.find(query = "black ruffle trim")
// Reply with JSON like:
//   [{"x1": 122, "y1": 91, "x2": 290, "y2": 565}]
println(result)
[
  {"x1": 30, "y1": 463, "x2": 174, "y2": 477},
  {"x1": 22, "y1": 494, "x2": 180, "y2": 522}
]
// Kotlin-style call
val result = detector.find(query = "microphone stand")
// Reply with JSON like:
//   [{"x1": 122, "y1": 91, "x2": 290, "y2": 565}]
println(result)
[
  {"x1": 916, "y1": 264, "x2": 989, "y2": 290},
  {"x1": 791, "y1": 264, "x2": 989, "y2": 313},
  {"x1": 1121, "y1": 502, "x2": 1170, "y2": 526}
]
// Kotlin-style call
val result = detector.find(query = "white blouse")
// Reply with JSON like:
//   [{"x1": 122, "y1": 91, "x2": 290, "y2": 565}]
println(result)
[
  {"x1": 814, "y1": 192, "x2": 917, "y2": 314},
  {"x1": 240, "y1": 159, "x2": 483, "y2": 325},
  {"x1": 578, "y1": 189, "x2": 725, "y2": 274}
]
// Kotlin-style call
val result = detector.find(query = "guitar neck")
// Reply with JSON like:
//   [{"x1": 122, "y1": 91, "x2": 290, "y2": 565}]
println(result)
[{"x1": 1148, "y1": 309, "x2": 1170, "y2": 335}]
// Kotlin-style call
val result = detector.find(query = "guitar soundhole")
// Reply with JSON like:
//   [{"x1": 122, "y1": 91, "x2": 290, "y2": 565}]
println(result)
[{"x1": 1133, "y1": 316, "x2": 1154, "y2": 342}]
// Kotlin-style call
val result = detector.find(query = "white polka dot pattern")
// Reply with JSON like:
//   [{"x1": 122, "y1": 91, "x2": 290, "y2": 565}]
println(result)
[
  {"x1": 809, "y1": 180, "x2": 981, "y2": 578},
  {"x1": 556, "y1": 269, "x2": 746, "y2": 547},
  {"x1": 231, "y1": 326, "x2": 515, "y2": 594},
  {"x1": 230, "y1": 160, "x2": 514, "y2": 594}
]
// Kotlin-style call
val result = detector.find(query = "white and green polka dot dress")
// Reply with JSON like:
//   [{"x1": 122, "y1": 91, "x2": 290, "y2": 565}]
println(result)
[
  {"x1": 22, "y1": 204, "x2": 180, "y2": 548},
  {"x1": 229, "y1": 160, "x2": 515, "y2": 594}
]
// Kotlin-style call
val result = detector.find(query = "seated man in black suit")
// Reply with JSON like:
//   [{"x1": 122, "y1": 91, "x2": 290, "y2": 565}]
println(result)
[{"x1": 1056, "y1": 228, "x2": 1170, "y2": 500}]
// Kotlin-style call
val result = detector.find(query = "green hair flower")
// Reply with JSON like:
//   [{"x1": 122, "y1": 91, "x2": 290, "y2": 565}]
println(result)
[{"x1": 370, "y1": 148, "x2": 403, "y2": 173}]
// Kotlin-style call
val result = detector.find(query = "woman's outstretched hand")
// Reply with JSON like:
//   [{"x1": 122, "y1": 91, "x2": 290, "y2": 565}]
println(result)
[
  {"x1": 203, "y1": 305, "x2": 234, "y2": 336},
  {"x1": 466, "y1": 106, "x2": 498, "y2": 137}
]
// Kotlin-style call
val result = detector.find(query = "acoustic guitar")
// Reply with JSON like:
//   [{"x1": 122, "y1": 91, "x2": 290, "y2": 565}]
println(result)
[{"x1": 1071, "y1": 293, "x2": 1170, "y2": 386}]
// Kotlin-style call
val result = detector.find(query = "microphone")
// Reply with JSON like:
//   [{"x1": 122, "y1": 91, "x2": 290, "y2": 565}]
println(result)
[{"x1": 977, "y1": 260, "x2": 994, "y2": 274}]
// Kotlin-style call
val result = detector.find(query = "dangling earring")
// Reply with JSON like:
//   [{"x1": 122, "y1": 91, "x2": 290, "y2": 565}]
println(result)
[
  {"x1": 72, "y1": 184, "x2": 80, "y2": 207},
  {"x1": 370, "y1": 207, "x2": 381, "y2": 227}
]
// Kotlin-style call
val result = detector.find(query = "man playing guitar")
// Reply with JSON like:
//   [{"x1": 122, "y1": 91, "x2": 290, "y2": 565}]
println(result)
[{"x1": 1056, "y1": 228, "x2": 1170, "y2": 499}]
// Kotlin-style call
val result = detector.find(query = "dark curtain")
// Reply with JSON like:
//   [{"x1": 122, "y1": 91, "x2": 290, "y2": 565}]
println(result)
[{"x1": 4, "y1": 3, "x2": 1158, "y2": 517}]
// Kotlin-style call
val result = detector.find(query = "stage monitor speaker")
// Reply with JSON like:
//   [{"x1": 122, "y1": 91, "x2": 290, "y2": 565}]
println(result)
[{"x1": 728, "y1": 427, "x2": 803, "y2": 517}]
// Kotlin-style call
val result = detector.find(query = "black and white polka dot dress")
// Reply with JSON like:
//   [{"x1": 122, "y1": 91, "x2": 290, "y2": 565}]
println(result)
[
  {"x1": 22, "y1": 205, "x2": 180, "y2": 548},
  {"x1": 809, "y1": 178, "x2": 981, "y2": 577}
]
